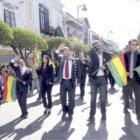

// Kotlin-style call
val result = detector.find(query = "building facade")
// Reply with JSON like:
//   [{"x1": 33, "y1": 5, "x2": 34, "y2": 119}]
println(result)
[{"x1": 0, "y1": 0, "x2": 64, "y2": 38}]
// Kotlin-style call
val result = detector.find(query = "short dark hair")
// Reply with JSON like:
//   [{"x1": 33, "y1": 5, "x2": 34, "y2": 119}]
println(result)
[{"x1": 128, "y1": 39, "x2": 138, "y2": 45}]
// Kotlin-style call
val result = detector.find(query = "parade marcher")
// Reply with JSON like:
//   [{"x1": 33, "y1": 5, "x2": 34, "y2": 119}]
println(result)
[
  {"x1": 10, "y1": 55, "x2": 32, "y2": 119},
  {"x1": 36, "y1": 55, "x2": 54, "y2": 115},
  {"x1": 122, "y1": 39, "x2": 140, "y2": 120},
  {"x1": 54, "y1": 43, "x2": 81, "y2": 120},
  {"x1": 78, "y1": 50, "x2": 89, "y2": 100},
  {"x1": 30, "y1": 66, "x2": 40, "y2": 95},
  {"x1": 88, "y1": 39, "x2": 112, "y2": 122}
]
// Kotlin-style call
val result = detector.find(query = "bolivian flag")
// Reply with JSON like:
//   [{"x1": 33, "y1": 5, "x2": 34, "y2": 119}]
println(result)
[
  {"x1": 48, "y1": 56, "x2": 56, "y2": 69},
  {"x1": 107, "y1": 54, "x2": 127, "y2": 87},
  {"x1": 3, "y1": 75, "x2": 16, "y2": 102},
  {"x1": 32, "y1": 45, "x2": 40, "y2": 67},
  {"x1": 135, "y1": 66, "x2": 140, "y2": 77}
]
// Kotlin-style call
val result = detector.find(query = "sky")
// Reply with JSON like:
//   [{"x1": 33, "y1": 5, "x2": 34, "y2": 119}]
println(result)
[{"x1": 61, "y1": 0, "x2": 140, "y2": 49}]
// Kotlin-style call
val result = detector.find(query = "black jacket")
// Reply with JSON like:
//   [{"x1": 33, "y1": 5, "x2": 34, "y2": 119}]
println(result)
[
  {"x1": 124, "y1": 51, "x2": 140, "y2": 84},
  {"x1": 36, "y1": 63, "x2": 54, "y2": 86},
  {"x1": 54, "y1": 52, "x2": 81, "y2": 87},
  {"x1": 89, "y1": 51, "x2": 111, "y2": 80},
  {"x1": 10, "y1": 63, "x2": 32, "y2": 92}
]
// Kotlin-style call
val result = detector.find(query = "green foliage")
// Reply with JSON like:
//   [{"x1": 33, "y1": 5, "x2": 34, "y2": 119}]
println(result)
[
  {"x1": 46, "y1": 37, "x2": 71, "y2": 50},
  {"x1": 11, "y1": 28, "x2": 48, "y2": 51},
  {"x1": 0, "y1": 19, "x2": 13, "y2": 46},
  {"x1": 71, "y1": 42, "x2": 90, "y2": 53}
]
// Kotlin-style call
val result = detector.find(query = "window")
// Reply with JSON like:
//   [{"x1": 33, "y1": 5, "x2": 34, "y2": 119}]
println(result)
[
  {"x1": 39, "y1": 4, "x2": 49, "y2": 33},
  {"x1": 4, "y1": 9, "x2": 16, "y2": 27}
]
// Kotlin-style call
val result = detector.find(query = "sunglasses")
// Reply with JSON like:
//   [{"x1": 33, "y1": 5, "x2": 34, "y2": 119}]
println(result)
[{"x1": 130, "y1": 43, "x2": 138, "y2": 46}]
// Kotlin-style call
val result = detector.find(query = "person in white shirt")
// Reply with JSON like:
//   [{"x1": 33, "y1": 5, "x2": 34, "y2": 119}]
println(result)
[{"x1": 54, "y1": 43, "x2": 81, "y2": 120}]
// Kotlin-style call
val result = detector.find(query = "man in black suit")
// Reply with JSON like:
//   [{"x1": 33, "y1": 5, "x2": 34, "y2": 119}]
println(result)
[
  {"x1": 78, "y1": 51, "x2": 89, "y2": 100},
  {"x1": 10, "y1": 56, "x2": 32, "y2": 119},
  {"x1": 54, "y1": 43, "x2": 81, "y2": 120},
  {"x1": 88, "y1": 39, "x2": 111, "y2": 122},
  {"x1": 123, "y1": 39, "x2": 140, "y2": 120}
]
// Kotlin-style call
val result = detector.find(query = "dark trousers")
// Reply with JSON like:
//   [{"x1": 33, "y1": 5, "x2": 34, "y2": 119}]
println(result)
[
  {"x1": 123, "y1": 78, "x2": 140, "y2": 115},
  {"x1": 80, "y1": 75, "x2": 86, "y2": 97},
  {"x1": 60, "y1": 79, "x2": 75, "y2": 116},
  {"x1": 41, "y1": 84, "x2": 53, "y2": 109},
  {"x1": 90, "y1": 76, "x2": 107, "y2": 117},
  {"x1": 16, "y1": 91, "x2": 28, "y2": 115}
]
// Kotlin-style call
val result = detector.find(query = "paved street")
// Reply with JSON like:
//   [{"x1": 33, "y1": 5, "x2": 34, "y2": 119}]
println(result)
[{"x1": 0, "y1": 83, "x2": 140, "y2": 140}]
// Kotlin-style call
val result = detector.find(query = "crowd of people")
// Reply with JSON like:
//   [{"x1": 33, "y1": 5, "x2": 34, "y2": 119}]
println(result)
[{"x1": 0, "y1": 38, "x2": 140, "y2": 122}]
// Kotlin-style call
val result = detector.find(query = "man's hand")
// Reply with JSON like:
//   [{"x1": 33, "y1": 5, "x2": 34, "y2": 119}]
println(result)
[
  {"x1": 98, "y1": 38, "x2": 104, "y2": 47},
  {"x1": 76, "y1": 83, "x2": 80, "y2": 87},
  {"x1": 126, "y1": 72, "x2": 129, "y2": 76},
  {"x1": 35, "y1": 66, "x2": 38, "y2": 70},
  {"x1": 14, "y1": 55, "x2": 20, "y2": 61},
  {"x1": 23, "y1": 81, "x2": 26, "y2": 85},
  {"x1": 57, "y1": 43, "x2": 65, "y2": 51},
  {"x1": 100, "y1": 65, "x2": 106, "y2": 70}
]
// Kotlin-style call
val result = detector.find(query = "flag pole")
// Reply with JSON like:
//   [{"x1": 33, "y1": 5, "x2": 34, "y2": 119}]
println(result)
[{"x1": 91, "y1": 50, "x2": 129, "y2": 76}]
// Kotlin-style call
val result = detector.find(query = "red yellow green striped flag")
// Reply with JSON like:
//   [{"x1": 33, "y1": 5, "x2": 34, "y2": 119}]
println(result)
[
  {"x1": 135, "y1": 66, "x2": 140, "y2": 77},
  {"x1": 106, "y1": 54, "x2": 127, "y2": 87},
  {"x1": 48, "y1": 56, "x2": 55, "y2": 68},
  {"x1": 3, "y1": 75, "x2": 16, "y2": 102},
  {"x1": 32, "y1": 45, "x2": 40, "y2": 67},
  {"x1": 137, "y1": 45, "x2": 140, "y2": 49}
]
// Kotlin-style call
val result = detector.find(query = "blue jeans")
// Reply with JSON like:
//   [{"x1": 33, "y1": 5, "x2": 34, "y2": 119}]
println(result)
[{"x1": 90, "y1": 75, "x2": 107, "y2": 117}]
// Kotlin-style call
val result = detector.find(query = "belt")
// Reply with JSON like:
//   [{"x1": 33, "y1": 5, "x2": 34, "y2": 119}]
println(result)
[
  {"x1": 96, "y1": 75, "x2": 105, "y2": 78},
  {"x1": 62, "y1": 79, "x2": 72, "y2": 81}
]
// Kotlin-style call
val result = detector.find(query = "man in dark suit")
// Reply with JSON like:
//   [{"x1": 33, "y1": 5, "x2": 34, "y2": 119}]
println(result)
[
  {"x1": 78, "y1": 51, "x2": 89, "y2": 100},
  {"x1": 54, "y1": 43, "x2": 81, "y2": 120},
  {"x1": 10, "y1": 56, "x2": 32, "y2": 119},
  {"x1": 123, "y1": 39, "x2": 140, "y2": 120},
  {"x1": 88, "y1": 39, "x2": 111, "y2": 122}
]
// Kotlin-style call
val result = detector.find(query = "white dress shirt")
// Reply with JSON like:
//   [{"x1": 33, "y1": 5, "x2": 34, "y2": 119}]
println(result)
[{"x1": 96, "y1": 52, "x2": 104, "y2": 76}]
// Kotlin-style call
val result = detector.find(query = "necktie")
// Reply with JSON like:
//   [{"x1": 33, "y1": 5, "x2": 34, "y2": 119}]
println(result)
[
  {"x1": 65, "y1": 59, "x2": 69, "y2": 78},
  {"x1": 129, "y1": 52, "x2": 134, "y2": 79}
]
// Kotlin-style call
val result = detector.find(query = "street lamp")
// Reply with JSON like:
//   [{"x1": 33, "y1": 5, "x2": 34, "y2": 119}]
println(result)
[{"x1": 77, "y1": 4, "x2": 87, "y2": 41}]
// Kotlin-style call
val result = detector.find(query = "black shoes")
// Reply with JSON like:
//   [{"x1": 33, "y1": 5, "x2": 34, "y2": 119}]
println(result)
[
  {"x1": 20, "y1": 113, "x2": 28, "y2": 119},
  {"x1": 67, "y1": 115, "x2": 73, "y2": 120},
  {"x1": 101, "y1": 114, "x2": 106, "y2": 120},
  {"x1": 62, "y1": 112, "x2": 66, "y2": 119},
  {"x1": 123, "y1": 108, "x2": 129, "y2": 114},
  {"x1": 137, "y1": 115, "x2": 140, "y2": 120},
  {"x1": 87, "y1": 116, "x2": 95, "y2": 122}
]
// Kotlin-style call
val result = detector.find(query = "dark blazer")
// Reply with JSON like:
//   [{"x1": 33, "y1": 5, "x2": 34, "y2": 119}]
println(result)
[
  {"x1": 124, "y1": 51, "x2": 140, "y2": 84},
  {"x1": 10, "y1": 63, "x2": 32, "y2": 92},
  {"x1": 36, "y1": 63, "x2": 55, "y2": 86},
  {"x1": 79, "y1": 59, "x2": 89, "y2": 77},
  {"x1": 54, "y1": 52, "x2": 81, "y2": 87},
  {"x1": 89, "y1": 51, "x2": 111, "y2": 80}
]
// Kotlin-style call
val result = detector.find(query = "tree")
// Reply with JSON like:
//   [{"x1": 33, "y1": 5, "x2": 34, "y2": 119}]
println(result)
[
  {"x1": 46, "y1": 37, "x2": 71, "y2": 50},
  {"x1": 71, "y1": 42, "x2": 90, "y2": 54},
  {"x1": 10, "y1": 28, "x2": 48, "y2": 65},
  {"x1": 0, "y1": 19, "x2": 13, "y2": 46}
]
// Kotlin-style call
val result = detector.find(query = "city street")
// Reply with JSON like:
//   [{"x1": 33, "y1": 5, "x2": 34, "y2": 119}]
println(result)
[{"x1": 0, "y1": 83, "x2": 140, "y2": 140}]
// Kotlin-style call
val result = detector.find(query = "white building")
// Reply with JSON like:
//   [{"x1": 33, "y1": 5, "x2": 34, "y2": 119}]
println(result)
[{"x1": 0, "y1": 0, "x2": 64, "y2": 37}]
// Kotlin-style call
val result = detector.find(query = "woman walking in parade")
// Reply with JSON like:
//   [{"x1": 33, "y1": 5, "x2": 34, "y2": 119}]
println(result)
[{"x1": 36, "y1": 55, "x2": 55, "y2": 115}]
